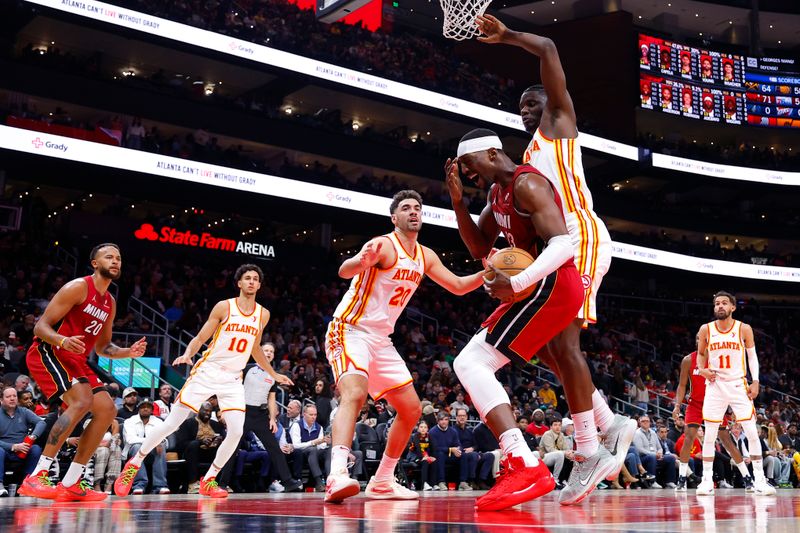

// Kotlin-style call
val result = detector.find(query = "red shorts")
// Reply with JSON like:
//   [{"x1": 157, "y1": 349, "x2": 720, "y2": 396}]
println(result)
[
  {"x1": 27, "y1": 341, "x2": 104, "y2": 402},
  {"x1": 686, "y1": 400, "x2": 731, "y2": 427},
  {"x1": 482, "y1": 264, "x2": 583, "y2": 365}
]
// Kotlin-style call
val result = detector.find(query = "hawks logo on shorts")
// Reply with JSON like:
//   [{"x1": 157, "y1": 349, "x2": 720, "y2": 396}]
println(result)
[{"x1": 523, "y1": 129, "x2": 612, "y2": 324}]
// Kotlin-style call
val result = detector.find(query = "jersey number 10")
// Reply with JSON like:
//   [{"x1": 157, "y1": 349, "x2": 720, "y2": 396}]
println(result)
[
  {"x1": 227, "y1": 337, "x2": 249, "y2": 353},
  {"x1": 718, "y1": 355, "x2": 731, "y2": 369}
]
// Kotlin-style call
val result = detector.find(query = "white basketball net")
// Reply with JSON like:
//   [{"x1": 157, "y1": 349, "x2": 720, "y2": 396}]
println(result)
[{"x1": 439, "y1": 0, "x2": 492, "y2": 41}]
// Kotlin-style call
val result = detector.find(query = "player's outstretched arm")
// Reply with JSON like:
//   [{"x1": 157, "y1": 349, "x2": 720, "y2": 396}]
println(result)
[
  {"x1": 33, "y1": 278, "x2": 89, "y2": 354},
  {"x1": 445, "y1": 158, "x2": 499, "y2": 259},
  {"x1": 338, "y1": 236, "x2": 394, "y2": 279},
  {"x1": 251, "y1": 310, "x2": 293, "y2": 387},
  {"x1": 475, "y1": 14, "x2": 576, "y2": 124},
  {"x1": 96, "y1": 299, "x2": 148, "y2": 359},
  {"x1": 673, "y1": 355, "x2": 692, "y2": 420},
  {"x1": 422, "y1": 246, "x2": 486, "y2": 295},
  {"x1": 172, "y1": 300, "x2": 228, "y2": 366}
]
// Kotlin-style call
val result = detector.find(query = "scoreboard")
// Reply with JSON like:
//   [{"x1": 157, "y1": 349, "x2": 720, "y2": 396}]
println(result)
[{"x1": 639, "y1": 34, "x2": 800, "y2": 129}]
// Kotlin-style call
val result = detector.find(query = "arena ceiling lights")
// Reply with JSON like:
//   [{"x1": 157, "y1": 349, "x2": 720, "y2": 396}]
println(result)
[
  {"x1": 24, "y1": 0, "x2": 638, "y2": 161},
  {"x1": 4, "y1": 124, "x2": 799, "y2": 283}
]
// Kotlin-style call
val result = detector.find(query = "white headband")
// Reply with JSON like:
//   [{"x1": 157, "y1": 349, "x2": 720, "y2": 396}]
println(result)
[{"x1": 456, "y1": 135, "x2": 503, "y2": 158}]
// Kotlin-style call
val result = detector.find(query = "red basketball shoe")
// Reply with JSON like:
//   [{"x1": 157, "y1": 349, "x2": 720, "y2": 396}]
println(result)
[
  {"x1": 199, "y1": 477, "x2": 228, "y2": 498},
  {"x1": 475, "y1": 455, "x2": 555, "y2": 511},
  {"x1": 114, "y1": 460, "x2": 141, "y2": 497},
  {"x1": 18, "y1": 470, "x2": 58, "y2": 499},
  {"x1": 55, "y1": 480, "x2": 108, "y2": 502}
]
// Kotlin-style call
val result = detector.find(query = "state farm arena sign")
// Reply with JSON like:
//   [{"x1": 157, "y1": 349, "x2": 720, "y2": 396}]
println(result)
[{"x1": 134, "y1": 223, "x2": 275, "y2": 258}]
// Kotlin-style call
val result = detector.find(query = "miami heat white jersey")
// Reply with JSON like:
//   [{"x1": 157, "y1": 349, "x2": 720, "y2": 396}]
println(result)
[
  {"x1": 331, "y1": 232, "x2": 425, "y2": 337},
  {"x1": 522, "y1": 129, "x2": 611, "y2": 241},
  {"x1": 193, "y1": 299, "x2": 263, "y2": 375},
  {"x1": 706, "y1": 320, "x2": 746, "y2": 381}
]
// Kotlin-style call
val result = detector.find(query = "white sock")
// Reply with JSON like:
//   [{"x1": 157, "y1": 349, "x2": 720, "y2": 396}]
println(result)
[
  {"x1": 330, "y1": 445, "x2": 350, "y2": 475},
  {"x1": 679, "y1": 462, "x2": 689, "y2": 477},
  {"x1": 374, "y1": 454, "x2": 400, "y2": 483},
  {"x1": 735, "y1": 461, "x2": 750, "y2": 478},
  {"x1": 130, "y1": 449, "x2": 147, "y2": 467},
  {"x1": 572, "y1": 410, "x2": 599, "y2": 457},
  {"x1": 34, "y1": 455, "x2": 55, "y2": 474},
  {"x1": 702, "y1": 460, "x2": 714, "y2": 483},
  {"x1": 752, "y1": 459, "x2": 766, "y2": 482},
  {"x1": 204, "y1": 462, "x2": 222, "y2": 481},
  {"x1": 62, "y1": 462, "x2": 86, "y2": 488},
  {"x1": 591, "y1": 389, "x2": 615, "y2": 434},
  {"x1": 499, "y1": 428, "x2": 538, "y2": 467}
]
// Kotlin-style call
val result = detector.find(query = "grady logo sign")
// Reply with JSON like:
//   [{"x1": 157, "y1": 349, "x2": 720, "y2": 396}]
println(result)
[
  {"x1": 134, "y1": 224, "x2": 275, "y2": 258},
  {"x1": 31, "y1": 137, "x2": 68, "y2": 152}
]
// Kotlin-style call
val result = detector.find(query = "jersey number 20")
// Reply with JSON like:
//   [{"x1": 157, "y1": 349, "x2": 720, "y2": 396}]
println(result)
[
  {"x1": 84, "y1": 320, "x2": 103, "y2": 336},
  {"x1": 389, "y1": 287, "x2": 412, "y2": 307}
]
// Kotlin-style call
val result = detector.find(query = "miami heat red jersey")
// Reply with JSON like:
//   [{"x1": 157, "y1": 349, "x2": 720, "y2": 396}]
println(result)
[
  {"x1": 488, "y1": 164, "x2": 567, "y2": 258},
  {"x1": 48, "y1": 276, "x2": 113, "y2": 359},
  {"x1": 688, "y1": 351, "x2": 706, "y2": 407}
]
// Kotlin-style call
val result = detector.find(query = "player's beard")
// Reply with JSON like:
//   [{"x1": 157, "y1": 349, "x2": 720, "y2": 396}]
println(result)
[
  {"x1": 715, "y1": 309, "x2": 731, "y2": 320},
  {"x1": 98, "y1": 266, "x2": 121, "y2": 280}
]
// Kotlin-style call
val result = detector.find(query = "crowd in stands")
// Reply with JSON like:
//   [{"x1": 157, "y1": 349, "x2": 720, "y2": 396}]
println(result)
[
  {"x1": 105, "y1": 0, "x2": 516, "y2": 111},
  {"x1": 1, "y1": 219, "x2": 798, "y2": 494}
]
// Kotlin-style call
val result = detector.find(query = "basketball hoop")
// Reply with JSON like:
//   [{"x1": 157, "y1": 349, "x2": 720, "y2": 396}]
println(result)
[{"x1": 439, "y1": 0, "x2": 492, "y2": 40}]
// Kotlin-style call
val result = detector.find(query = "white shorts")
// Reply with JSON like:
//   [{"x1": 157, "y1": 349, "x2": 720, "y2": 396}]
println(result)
[
  {"x1": 566, "y1": 211, "x2": 612, "y2": 324},
  {"x1": 176, "y1": 364, "x2": 245, "y2": 413},
  {"x1": 702, "y1": 379, "x2": 755, "y2": 423},
  {"x1": 325, "y1": 320, "x2": 412, "y2": 401}
]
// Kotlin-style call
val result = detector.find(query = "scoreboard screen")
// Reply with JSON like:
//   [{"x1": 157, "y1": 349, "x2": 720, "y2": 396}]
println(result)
[
  {"x1": 640, "y1": 74, "x2": 745, "y2": 125},
  {"x1": 639, "y1": 33, "x2": 800, "y2": 129}
]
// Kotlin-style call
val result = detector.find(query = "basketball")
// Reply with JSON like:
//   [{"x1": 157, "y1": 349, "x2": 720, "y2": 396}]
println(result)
[{"x1": 485, "y1": 247, "x2": 536, "y2": 301}]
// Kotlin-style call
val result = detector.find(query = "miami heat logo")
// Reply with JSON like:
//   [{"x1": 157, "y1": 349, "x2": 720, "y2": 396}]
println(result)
[{"x1": 581, "y1": 275, "x2": 592, "y2": 290}]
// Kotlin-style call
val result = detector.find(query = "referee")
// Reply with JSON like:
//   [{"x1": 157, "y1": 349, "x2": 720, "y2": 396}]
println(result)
[{"x1": 243, "y1": 342, "x2": 302, "y2": 492}]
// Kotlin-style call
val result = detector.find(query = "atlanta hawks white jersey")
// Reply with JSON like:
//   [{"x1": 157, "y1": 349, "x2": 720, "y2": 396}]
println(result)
[
  {"x1": 330, "y1": 232, "x2": 425, "y2": 337},
  {"x1": 705, "y1": 320, "x2": 747, "y2": 381},
  {"x1": 192, "y1": 298, "x2": 264, "y2": 375}
]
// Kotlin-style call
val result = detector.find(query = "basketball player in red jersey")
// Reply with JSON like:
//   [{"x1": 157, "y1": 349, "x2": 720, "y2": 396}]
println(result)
[
  {"x1": 446, "y1": 129, "x2": 616, "y2": 511},
  {"x1": 475, "y1": 14, "x2": 637, "y2": 501},
  {"x1": 19, "y1": 243, "x2": 146, "y2": 501},
  {"x1": 672, "y1": 345, "x2": 749, "y2": 492}
]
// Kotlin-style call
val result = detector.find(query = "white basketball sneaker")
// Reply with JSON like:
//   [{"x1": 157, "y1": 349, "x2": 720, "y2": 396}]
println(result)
[
  {"x1": 753, "y1": 481, "x2": 776, "y2": 496},
  {"x1": 365, "y1": 476, "x2": 419, "y2": 500},
  {"x1": 696, "y1": 479, "x2": 715, "y2": 496},
  {"x1": 324, "y1": 469, "x2": 360, "y2": 503}
]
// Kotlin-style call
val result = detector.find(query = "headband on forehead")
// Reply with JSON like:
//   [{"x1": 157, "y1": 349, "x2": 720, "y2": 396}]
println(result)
[{"x1": 456, "y1": 135, "x2": 503, "y2": 158}]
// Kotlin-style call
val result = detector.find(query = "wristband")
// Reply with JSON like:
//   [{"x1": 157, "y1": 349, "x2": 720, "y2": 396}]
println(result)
[{"x1": 59, "y1": 337, "x2": 67, "y2": 348}]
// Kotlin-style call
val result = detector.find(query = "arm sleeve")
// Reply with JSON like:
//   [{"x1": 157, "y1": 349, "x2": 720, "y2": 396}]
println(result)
[
  {"x1": 510, "y1": 234, "x2": 573, "y2": 293},
  {"x1": 746, "y1": 347, "x2": 759, "y2": 382}
]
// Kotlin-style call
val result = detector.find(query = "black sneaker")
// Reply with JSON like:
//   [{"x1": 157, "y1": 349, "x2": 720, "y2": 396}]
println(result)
[
  {"x1": 283, "y1": 478, "x2": 304, "y2": 492},
  {"x1": 743, "y1": 475, "x2": 754, "y2": 493},
  {"x1": 675, "y1": 476, "x2": 687, "y2": 492}
]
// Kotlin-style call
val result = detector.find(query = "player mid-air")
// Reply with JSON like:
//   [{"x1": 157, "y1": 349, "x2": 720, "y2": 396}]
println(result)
[{"x1": 475, "y1": 14, "x2": 635, "y2": 504}]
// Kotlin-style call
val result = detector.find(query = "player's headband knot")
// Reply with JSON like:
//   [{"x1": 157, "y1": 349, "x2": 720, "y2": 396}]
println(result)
[{"x1": 456, "y1": 135, "x2": 503, "y2": 157}]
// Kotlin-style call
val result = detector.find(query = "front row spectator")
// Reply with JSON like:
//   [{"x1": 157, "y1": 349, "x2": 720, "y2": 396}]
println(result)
[
  {"x1": 88, "y1": 417, "x2": 122, "y2": 493},
  {"x1": 176, "y1": 402, "x2": 231, "y2": 493},
  {"x1": 289, "y1": 404, "x2": 328, "y2": 491},
  {"x1": 452, "y1": 408, "x2": 482, "y2": 490},
  {"x1": 122, "y1": 398, "x2": 170, "y2": 495},
  {"x1": 0, "y1": 386, "x2": 45, "y2": 496},
  {"x1": 404, "y1": 420, "x2": 436, "y2": 490},
  {"x1": 231, "y1": 431, "x2": 272, "y2": 493},
  {"x1": 633, "y1": 415, "x2": 676, "y2": 489},
  {"x1": 537, "y1": 419, "x2": 574, "y2": 487},
  {"x1": 428, "y1": 411, "x2": 466, "y2": 491}
]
